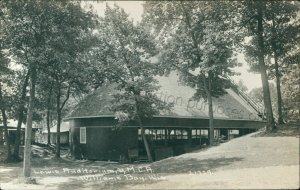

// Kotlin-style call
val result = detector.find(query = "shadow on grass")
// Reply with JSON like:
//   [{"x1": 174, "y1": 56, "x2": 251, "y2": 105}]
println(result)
[
  {"x1": 151, "y1": 157, "x2": 244, "y2": 174},
  {"x1": 55, "y1": 157, "x2": 244, "y2": 190},
  {"x1": 252, "y1": 125, "x2": 299, "y2": 137},
  {"x1": 56, "y1": 178, "x2": 88, "y2": 190}
]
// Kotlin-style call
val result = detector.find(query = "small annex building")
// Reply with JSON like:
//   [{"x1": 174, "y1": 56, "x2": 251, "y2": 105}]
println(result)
[
  {"x1": 36, "y1": 121, "x2": 70, "y2": 145},
  {"x1": 65, "y1": 72, "x2": 265, "y2": 161},
  {"x1": 0, "y1": 119, "x2": 37, "y2": 145}
]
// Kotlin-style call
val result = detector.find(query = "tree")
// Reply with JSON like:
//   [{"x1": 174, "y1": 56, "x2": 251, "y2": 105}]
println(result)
[
  {"x1": 249, "y1": 83, "x2": 277, "y2": 114},
  {"x1": 0, "y1": 3, "x2": 12, "y2": 161},
  {"x1": 0, "y1": 49, "x2": 13, "y2": 161},
  {"x1": 143, "y1": 1, "x2": 238, "y2": 144},
  {"x1": 36, "y1": 78, "x2": 54, "y2": 145},
  {"x1": 40, "y1": 4, "x2": 96, "y2": 159},
  {"x1": 2, "y1": 0, "x2": 96, "y2": 177},
  {"x1": 3, "y1": 0, "x2": 54, "y2": 176},
  {"x1": 1, "y1": 2, "x2": 35, "y2": 161},
  {"x1": 1, "y1": 1, "x2": 30, "y2": 162},
  {"x1": 239, "y1": 1, "x2": 299, "y2": 127},
  {"x1": 264, "y1": 1, "x2": 299, "y2": 124},
  {"x1": 0, "y1": 85, "x2": 11, "y2": 160},
  {"x1": 238, "y1": 1, "x2": 277, "y2": 131},
  {"x1": 8, "y1": 69, "x2": 29, "y2": 160},
  {"x1": 281, "y1": 59, "x2": 300, "y2": 122},
  {"x1": 94, "y1": 5, "x2": 172, "y2": 162}
]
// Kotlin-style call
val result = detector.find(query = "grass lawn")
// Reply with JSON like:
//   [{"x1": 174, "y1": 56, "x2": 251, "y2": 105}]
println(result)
[{"x1": 0, "y1": 125, "x2": 299, "y2": 190}]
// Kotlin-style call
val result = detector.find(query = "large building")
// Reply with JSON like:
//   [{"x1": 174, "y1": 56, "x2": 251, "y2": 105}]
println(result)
[{"x1": 65, "y1": 72, "x2": 265, "y2": 161}]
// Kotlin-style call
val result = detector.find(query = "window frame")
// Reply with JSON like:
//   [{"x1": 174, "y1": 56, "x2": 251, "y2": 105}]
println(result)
[{"x1": 80, "y1": 127, "x2": 86, "y2": 144}]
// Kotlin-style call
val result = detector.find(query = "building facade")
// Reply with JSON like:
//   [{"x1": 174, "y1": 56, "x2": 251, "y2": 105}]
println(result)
[{"x1": 66, "y1": 72, "x2": 265, "y2": 161}]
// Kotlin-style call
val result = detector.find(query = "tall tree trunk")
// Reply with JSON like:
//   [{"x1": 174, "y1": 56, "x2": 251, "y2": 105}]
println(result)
[
  {"x1": 207, "y1": 74, "x2": 214, "y2": 145},
  {"x1": 47, "y1": 108, "x2": 51, "y2": 145},
  {"x1": 202, "y1": 73, "x2": 214, "y2": 145},
  {"x1": 13, "y1": 71, "x2": 30, "y2": 159},
  {"x1": 273, "y1": 50, "x2": 284, "y2": 124},
  {"x1": 134, "y1": 95, "x2": 153, "y2": 162},
  {"x1": 1, "y1": 108, "x2": 11, "y2": 161},
  {"x1": 0, "y1": 84, "x2": 12, "y2": 161},
  {"x1": 55, "y1": 83, "x2": 71, "y2": 158},
  {"x1": 55, "y1": 87, "x2": 61, "y2": 158},
  {"x1": 46, "y1": 84, "x2": 53, "y2": 145},
  {"x1": 0, "y1": 128, "x2": 3, "y2": 144},
  {"x1": 23, "y1": 64, "x2": 37, "y2": 178},
  {"x1": 271, "y1": 19, "x2": 284, "y2": 125},
  {"x1": 181, "y1": 2, "x2": 215, "y2": 143},
  {"x1": 137, "y1": 116, "x2": 153, "y2": 162},
  {"x1": 256, "y1": 4, "x2": 276, "y2": 131},
  {"x1": 298, "y1": 74, "x2": 300, "y2": 121},
  {"x1": 55, "y1": 110, "x2": 61, "y2": 158}
]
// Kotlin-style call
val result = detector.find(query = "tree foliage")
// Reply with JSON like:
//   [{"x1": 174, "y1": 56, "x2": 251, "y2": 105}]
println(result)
[
  {"x1": 237, "y1": 1, "x2": 277, "y2": 130},
  {"x1": 0, "y1": 36, "x2": 14, "y2": 161},
  {"x1": 239, "y1": 1, "x2": 299, "y2": 125},
  {"x1": 281, "y1": 64, "x2": 300, "y2": 121},
  {"x1": 143, "y1": 1, "x2": 239, "y2": 144},
  {"x1": 92, "y1": 5, "x2": 172, "y2": 161},
  {"x1": 1, "y1": 0, "x2": 97, "y2": 175},
  {"x1": 249, "y1": 83, "x2": 277, "y2": 112},
  {"x1": 95, "y1": 5, "x2": 171, "y2": 120}
]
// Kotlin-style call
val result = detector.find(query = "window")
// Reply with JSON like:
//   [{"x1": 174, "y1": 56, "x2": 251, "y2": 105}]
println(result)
[
  {"x1": 192, "y1": 129, "x2": 198, "y2": 138},
  {"x1": 156, "y1": 129, "x2": 165, "y2": 140},
  {"x1": 138, "y1": 129, "x2": 142, "y2": 140},
  {"x1": 201, "y1": 130, "x2": 208, "y2": 135},
  {"x1": 176, "y1": 130, "x2": 182, "y2": 139},
  {"x1": 182, "y1": 130, "x2": 188, "y2": 139},
  {"x1": 80, "y1": 127, "x2": 86, "y2": 144}
]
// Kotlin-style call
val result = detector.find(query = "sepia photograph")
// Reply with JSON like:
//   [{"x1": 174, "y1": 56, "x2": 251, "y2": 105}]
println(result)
[{"x1": 0, "y1": 1, "x2": 299, "y2": 189}]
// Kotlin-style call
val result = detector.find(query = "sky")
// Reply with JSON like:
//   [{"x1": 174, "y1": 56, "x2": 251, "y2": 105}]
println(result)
[{"x1": 82, "y1": 1, "x2": 262, "y2": 92}]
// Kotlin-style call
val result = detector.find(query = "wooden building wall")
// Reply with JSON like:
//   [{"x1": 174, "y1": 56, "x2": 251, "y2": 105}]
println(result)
[
  {"x1": 69, "y1": 118, "x2": 138, "y2": 161},
  {"x1": 68, "y1": 116, "x2": 265, "y2": 161}
]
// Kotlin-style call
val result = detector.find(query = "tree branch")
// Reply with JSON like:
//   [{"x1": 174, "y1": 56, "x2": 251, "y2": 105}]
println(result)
[{"x1": 59, "y1": 83, "x2": 71, "y2": 111}]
